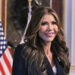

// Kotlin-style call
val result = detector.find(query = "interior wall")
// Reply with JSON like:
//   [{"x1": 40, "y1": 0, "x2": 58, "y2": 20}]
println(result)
[
  {"x1": 52, "y1": 0, "x2": 63, "y2": 23},
  {"x1": 71, "y1": 0, "x2": 75, "y2": 66},
  {"x1": 64, "y1": 0, "x2": 75, "y2": 74}
]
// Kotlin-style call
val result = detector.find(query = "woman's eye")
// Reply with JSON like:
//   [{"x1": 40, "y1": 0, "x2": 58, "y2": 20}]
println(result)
[
  {"x1": 52, "y1": 21, "x2": 57, "y2": 24},
  {"x1": 41, "y1": 21, "x2": 48, "y2": 25}
]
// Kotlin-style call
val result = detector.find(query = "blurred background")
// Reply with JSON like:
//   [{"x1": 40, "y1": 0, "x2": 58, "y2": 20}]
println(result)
[{"x1": 0, "y1": 0, "x2": 75, "y2": 74}]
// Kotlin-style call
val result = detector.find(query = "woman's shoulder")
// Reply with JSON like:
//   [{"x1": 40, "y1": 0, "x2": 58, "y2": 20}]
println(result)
[
  {"x1": 14, "y1": 44, "x2": 25, "y2": 55},
  {"x1": 13, "y1": 44, "x2": 26, "y2": 61},
  {"x1": 12, "y1": 44, "x2": 28, "y2": 75}
]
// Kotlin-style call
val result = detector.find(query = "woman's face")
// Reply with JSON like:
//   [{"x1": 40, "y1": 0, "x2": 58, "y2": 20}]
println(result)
[{"x1": 38, "y1": 14, "x2": 58, "y2": 44}]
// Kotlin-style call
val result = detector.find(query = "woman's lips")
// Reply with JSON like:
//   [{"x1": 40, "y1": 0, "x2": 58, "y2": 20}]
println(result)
[{"x1": 45, "y1": 32, "x2": 55, "y2": 37}]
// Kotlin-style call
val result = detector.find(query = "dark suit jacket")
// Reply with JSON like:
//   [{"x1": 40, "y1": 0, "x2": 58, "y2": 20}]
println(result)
[{"x1": 12, "y1": 44, "x2": 65, "y2": 75}]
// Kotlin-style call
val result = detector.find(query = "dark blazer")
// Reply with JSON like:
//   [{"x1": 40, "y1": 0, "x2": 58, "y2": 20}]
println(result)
[{"x1": 12, "y1": 44, "x2": 65, "y2": 75}]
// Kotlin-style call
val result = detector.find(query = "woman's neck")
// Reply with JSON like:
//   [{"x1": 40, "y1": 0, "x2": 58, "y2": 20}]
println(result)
[
  {"x1": 44, "y1": 42, "x2": 51, "y2": 54},
  {"x1": 44, "y1": 42, "x2": 55, "y2": 67}
]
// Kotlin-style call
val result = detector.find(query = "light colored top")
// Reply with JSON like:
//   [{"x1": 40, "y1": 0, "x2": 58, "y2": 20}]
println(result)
[{"x1": 52, "y1": 66, "x2": 57, "y2": 75}]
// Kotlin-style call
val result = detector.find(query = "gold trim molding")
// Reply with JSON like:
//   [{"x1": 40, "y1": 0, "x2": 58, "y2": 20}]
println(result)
[
  {"x1": 70, "y1": 65, "x2": 75, "y2": 70},
  {"x1": 50, "y1": 0, "x2": 52, "y2": 8},
  {"x1": 0, "y1": 0, "x2": 2, "y2": 20},
  {"x1": 5, "y1": 0, "x2": 7, "y2": 37}
]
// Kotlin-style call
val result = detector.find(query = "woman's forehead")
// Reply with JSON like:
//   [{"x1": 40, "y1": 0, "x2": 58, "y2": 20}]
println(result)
[{"x1": 41, "y1": 14, "x2": 56, "y2": 21}]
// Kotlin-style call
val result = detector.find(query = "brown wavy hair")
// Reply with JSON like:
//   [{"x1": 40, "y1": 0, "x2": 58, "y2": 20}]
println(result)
[{"x1": 23, "y1": 7, "x2": 70, "y2": 75}]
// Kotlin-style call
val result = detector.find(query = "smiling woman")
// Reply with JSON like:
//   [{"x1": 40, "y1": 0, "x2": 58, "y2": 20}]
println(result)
[
  {"x1": 12, "y1": 7, "x2": 70, "y2": 75},
  {"x1": 38, "y1": 14, "x2": 58, "y2": 43}
]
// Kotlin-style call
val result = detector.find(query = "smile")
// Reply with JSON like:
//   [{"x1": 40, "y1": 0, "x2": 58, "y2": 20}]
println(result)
[{"x1": 45, "y1": 32, "x2": 55, "y2": 37}]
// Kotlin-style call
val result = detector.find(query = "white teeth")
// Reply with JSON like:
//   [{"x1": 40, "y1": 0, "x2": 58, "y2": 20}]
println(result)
[
  {"x1": 45, "y1": 32, "x2": 55, "y2": 36},
  {"x1": 48, "y1": 33, "x2": 52, "y2": 35},
  {"x1": 46, "y1": 33, "x2": 53, "y2": 36}
]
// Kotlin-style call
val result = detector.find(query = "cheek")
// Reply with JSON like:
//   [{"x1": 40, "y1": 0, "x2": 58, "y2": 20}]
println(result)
[
  {"x1": 39, "y1": 26, "x2": 47, "y2": 33},
  {"x1": 38, "y1": 27, "x2": 46, "y2": 38},
  {"x1": 54, "y1": 26, "x2": 59, "y2": 33},
  {"x1": 38, "y1": 29, "x2": 44, "y2": 36}
]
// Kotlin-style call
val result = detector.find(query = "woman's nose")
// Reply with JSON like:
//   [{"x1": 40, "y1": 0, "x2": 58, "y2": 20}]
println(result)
[{"x1": 48, "y1": 23, "x2": 53, "y2": 30}]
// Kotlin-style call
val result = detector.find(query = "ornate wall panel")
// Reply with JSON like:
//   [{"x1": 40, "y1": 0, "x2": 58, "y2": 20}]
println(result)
[{"x1": 7, "y1": 0, "x2": 51, "y2": 48}]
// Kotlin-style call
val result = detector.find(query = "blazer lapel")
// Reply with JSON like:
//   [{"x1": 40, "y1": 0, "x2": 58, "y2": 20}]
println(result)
[
  {"x1": 54, "y1": 57, "x2": 65, "y2": 75},
  {"x1": 44, "y1": 55, "x2": 65, "y2": 75},
  {"x1": 44, "y1": 56, "x2": 54, "y2": 75}
]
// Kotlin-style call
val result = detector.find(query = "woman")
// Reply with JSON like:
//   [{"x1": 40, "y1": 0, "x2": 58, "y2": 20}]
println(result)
[{"x1": 12, "y1": 7, "x2": 70, "y2": 75}]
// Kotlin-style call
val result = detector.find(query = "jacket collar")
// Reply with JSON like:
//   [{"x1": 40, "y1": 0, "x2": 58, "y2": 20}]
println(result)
[{"x1": 44, "y1": 55, "x2": 65, "y2": 75}]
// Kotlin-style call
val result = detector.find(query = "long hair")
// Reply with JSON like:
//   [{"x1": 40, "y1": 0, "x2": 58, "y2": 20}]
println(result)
[{"x1": 23, "y1": 7, "x2": 70, "y2": 75}]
